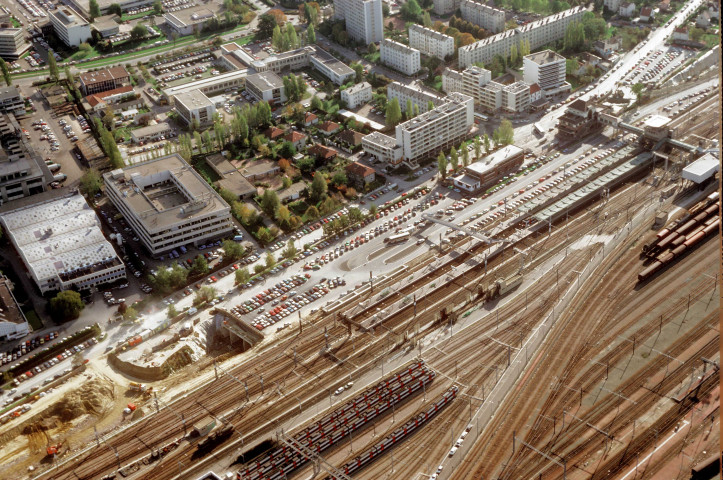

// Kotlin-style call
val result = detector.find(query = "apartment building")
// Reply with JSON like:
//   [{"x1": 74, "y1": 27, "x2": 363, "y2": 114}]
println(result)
[
  {"x1": 387, "y1": 81, "x2": 444, "y2": 114},
  {"x1": 0, "y1": 87, "x2": 24, "y2": 115},
  {"x1": 49, "y1": 7, "x2": 92, "y2": 47},
  {"x1": 0, "y1": 27, "x2": 31, "y2": 60},
  {"x1": 603, "y1": 0, "x2": 621, "y2": 12},
  {"x1": 441, "y1": 66, "x2": 492, "y2": 103},
  {"x1": 333, "y1": 0, "x2": 383, "y2": 44},
  {"x1": 433, "y1": 0, "x2": 461, "y2": 15},
  {"x1": 408, "y1": 24, "x2": 455, "y2": 60},
  {"x1": 460, "y1": 0, "x2": 506, "y2": 33},
  {"x1": 174, "y1": 90, "x2": 216, "y2": 127},
  {"x1": 78, "y1": 66, "x2": 130, "y2": 95},
  {"x1": 480, "y1": 80, "x2": 530, "y2": 113},
  {"x1": 103, "y1": 154, "x2": 234, "y2": 257},
  {"x1": 341, "y1": 81, "x2": 372, "y2": 109},
  {"x1": 523, "y1": 49, "x2": 567, "y2": 94},
  {"x1": 380, "y1": 39, "x2": 421, "y2": 76},
  {"x1": 0, "y1": 192, "x2": 126, "y2": 294},
  {"x1": 245, "y1": 71, "x2": 287, "y2": 105},
  {"x1": 363, "y1": 93, "x2": 474, "y2": 166},
  {"x1": 459, "y1": 6, "x2": 586, "y2": 67}
]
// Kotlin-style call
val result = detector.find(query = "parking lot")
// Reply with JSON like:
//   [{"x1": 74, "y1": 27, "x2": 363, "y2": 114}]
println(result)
[{"x1": 620, "y1": 46, "x2": 693, "y2": 86}]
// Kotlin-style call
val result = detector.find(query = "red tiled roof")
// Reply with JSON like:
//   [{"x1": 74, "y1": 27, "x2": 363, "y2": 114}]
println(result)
[
  {"x1": 529, "y1": 83, "x2": 541, "y2": 94},
  {"x1": 640, "y1": 6, "x2": 653, "y2": 15},
  {"x1": 79, "y1": 66, "x2": 129, "y2": 86},
  {"x1": 85, "y1": 85, "x2": 134, "y2": 106},
  {"x1": 337, "y1": 129, "x2": 364, "y2": 145},
  {"x1": 345, "y1": 161, "x2": 375, "y2": 177},
  {"x1": 284, "y1": 131, "x2": 307, "y2": 143},
  {"x1": 305, "y1": 112, "x2": 318, "y2": 123},
  {"x1": 309, "y1": 144, "x2": 337, "y2": 159},
  {"x1": 319, "y1": 121, "x2": 340, "y2": 132},
  {"x1": 265, "y1": 126, "x2": 284, "y2": 139}
]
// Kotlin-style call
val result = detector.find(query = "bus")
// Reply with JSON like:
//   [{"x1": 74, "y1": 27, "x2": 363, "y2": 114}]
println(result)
[
  {"x1": 384, "y1": 232, "x2": 410, "y2": 245},
  {"x1": 474, "y1": 113, "x2": 489, "y2": 123}
]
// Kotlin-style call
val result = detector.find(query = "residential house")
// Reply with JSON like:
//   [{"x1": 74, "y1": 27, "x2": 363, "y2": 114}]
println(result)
[
  {"x1": 672, "y1": 27, "x2": 689, "y2": 41},
  {"x1": 639, "y1": 6, "x2": 654, "y2": 22},
  {"x1": 308, "y1": 144, "x2": 337, "y2": 162},
  {"x1": 593, "y1": 36, "x2": 622, "y2": 59},
  {"x1": 278, "y1": 182, "x2": 307, "y2": 203},
  {"x1": 304, "y1": 112, "x2": 319, "y2": 127},
  {"x1": 284, "y1": 131, "x2": 307, "y2": 151},
  {"x1": 529, "y1": 83, "x2": 542, "y2": 102},
  {"x1": 618, "y1": 2, "x2": 635, "y2": 18},
  {"x1": 319, "y1": 121, "x2": 341, "y2": 136},
  {"x1": 265, "y1": 126, "x2": 285, "y2": 141},
  {"x1": 696, "y1": 10, "x2": 711, "y2": 27},
  {"x1": 658, "y1": 0, "x2": 670, "y2": 12},
  {"x1": 337, "y1": 129, "x2": 364, "y2": 151},
  {"x1": 345, "y1": 162, "x2": 376, "y2": 188}
]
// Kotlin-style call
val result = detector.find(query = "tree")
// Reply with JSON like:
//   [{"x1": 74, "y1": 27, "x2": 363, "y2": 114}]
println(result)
[
  {"x1": 369, "y1": 204, "x2": 377, "y2": 215},
  {"x1": 566, "y1": 58, "x2": 581, "y2": 76},
  {"x1": 153, "y1": 0, "x2": 162, "y2": 15},
  {"x1": 689, "y1": 27, "x2": 704, "y2": 43},
  {"x1": 461, "y1": 144, "x2": 470, "y2": 166},
  {"x1": 108, "y1": 3, "x2": 122, "y2": 15},
  {"x1": 283, "y1": 239, "x2": 297, "y2": 259},
  {"x1": 495, "y1": 118, "x2": 514, "y2": 146},
  {"x1": 331, "y1": 170, "x2": 347, "y2": 186},
  {"x1": 385, "y1": 98, "x2": 402, "y2": 127},
  {"x1": 0, "y1": 59, "x2": 10, "y2": 86},
  {"x1": 351, "y1": 62, "x2": 364, "y2": 83},
  {"x1": 563, "y1": 21, "x2": 585, "y2": 53},
  {"x1": 449, "y1": 147, "x2": 459, "y2": 171},
  {"x1": 279, "y1": 141, "x2": 297, "y2": 158},
  {"x1": 122, "y1": 306, "x2": 138, "y2": 321},
  {"x1": 305, "y1": 204, "x2": 319, "y2": 219},
  {"x1": 221, "y1": 240, "x2": 246, "y2": 260},
  {"x1": 48, "y1": 54, "x2": 59, "y2": 82},
  {"x1": 307, "y1": 23, "x2": 316, "y2": 43},
  {"x1": 79, "y1": 168, "x2": 103, "y2": 196},
  {"x1": 258, "y1": 13, "x2": 279, "y2": 38},
  {"x1": 190, "y1": 255, "x2": 209, "y2": 275},
  {"x1": 437, "y1": 152, "x2": 447, "y2": 179},
  {"x1": 272, "y1": 25, "x2": 283, "y2": 50},
  {"x1": 49, "y1": 291, "x2": 84, "y2": 322},
  {"x1": 167, "y1": 304, "x2": 178, "y2": 319},
  {"x1": 89, "y1": 0, "x2": 100, "y2": 20},
  {"x1": 422, "y1": 11, "x2": 432, "y2": 27},
  {"x1": 131, "y1": 24, "x2": 148, "y2": 40},
  {"x1": 509, "y1": 43, "x2": 518, "y2": 65},
  {"x1": 256, "y1": 226, "x2": 274, "y2": 244},
  {"x1": 261, "y1": 189, "x2": 280, "y2": 216},
  {"x1": 195, "y1": 286, "x2": 217, "y2": 304},
  {"x1": 235, "y1": 267, "x2": 251, "y2": 285},
  {"x1": 631, "y1": 82, "x2": 645, "y2": 101},
  {"x1": 282, "y1": 176, "x2": 293, "y2": 189},
  {"x1": 400, "y1": 0, "x2": 422, "y2": 21},
  {"x1": 310, "y1": 95, "x2": 322, "y2": 111},
  {"x1": 474, "y1": 136, "x2": 481, "y2": 161},
  {"x1": 265, "y1": 251, "x2": 276, "y2": 269},
  {"x1": 483, "y1": 133, "x2": 491, "y2": 154},
  {"x1": 285, "y1": 23, "x2": 298, "y2": 49},
  {"x1": 310, "y1": 173, "x2": 327, "y2": 203}
]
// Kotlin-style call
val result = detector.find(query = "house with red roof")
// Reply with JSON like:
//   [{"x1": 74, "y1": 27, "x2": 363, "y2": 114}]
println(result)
[
  {"x1": 319, "y1": 120, "x2": 341, "y2": 136},
  {"x1": 345, "y1": 161, "x2": 376, "y2": 187},
  {"x1": 284, "y1": 130, "x2": 307, "y2": 151},
  {"x1": 308, "y1": 144, "x2": 337, "y2": 162},
  {"x1": 304, "y1": 112, "x2": 319, "y2": 127}
]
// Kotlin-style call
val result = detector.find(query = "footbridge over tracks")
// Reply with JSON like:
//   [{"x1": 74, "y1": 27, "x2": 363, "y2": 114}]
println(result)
[
  {"x1": 214, "y1": 307, "x2": 264, "y2": 348},
  {"x1": 421, "y1": 214, "x2": 510, "y2": 245}
]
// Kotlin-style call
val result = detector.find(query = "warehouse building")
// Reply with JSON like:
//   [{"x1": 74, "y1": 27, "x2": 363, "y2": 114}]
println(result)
[
  {"x1": 0, "y1": 192, "x2": 126, "y2": 294},
  {"x1": 103, "y1": 154, "x2": 234, "y2": 256}
]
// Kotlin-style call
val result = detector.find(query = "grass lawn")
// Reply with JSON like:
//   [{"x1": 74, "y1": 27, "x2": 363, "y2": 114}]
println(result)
[
  {"x1": 121, "y1": 10, "x2": 156, "y2": 21},
  {"x1": 23, "y1": 309, "x2": 43, "y2": 331},
  {"x1": 67, "y1": 46, "x2": 101, "y2": 61},
  {"x1": 702, "y1": 33, "x2": 719, "y2": 49},
  {"x1": 167, "y1": 69, "x2": 214, "y2": 87},
  {"x1": 363, "y1": 52, "x2": 381, "y2": 63}
]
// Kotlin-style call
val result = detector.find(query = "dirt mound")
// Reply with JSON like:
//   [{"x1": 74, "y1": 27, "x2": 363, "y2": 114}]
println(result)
[
  {"x1": 48, "y1": 377, "x2": 116, "y2": 422},
  {"x1": 21, "y1": 417, "x2": 57, "y2": 435}
]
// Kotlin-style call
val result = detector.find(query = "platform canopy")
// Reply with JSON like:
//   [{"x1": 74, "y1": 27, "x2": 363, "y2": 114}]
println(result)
[{"x1": 682, "y1": 153, "x2": 719, "y2": 183}]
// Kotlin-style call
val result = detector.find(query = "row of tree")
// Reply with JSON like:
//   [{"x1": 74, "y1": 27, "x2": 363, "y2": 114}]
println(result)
[
  {"x1": 436, "y1": 122, "x2": 513, "y2": 179},
  {"x1": 448, "y1": 16, "x2": 491, "y2": 41},
  {"x1": 272, "y1": 23, "x2": 300, "y2": 52},
  {"x1": 283, "y1": 73, "x2": 308, "y2": 102}
]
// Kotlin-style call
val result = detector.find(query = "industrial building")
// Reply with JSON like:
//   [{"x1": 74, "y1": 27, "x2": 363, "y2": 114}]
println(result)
[
  {"x1": 408, "y1": 24, "x2": 455, "y2": 60},
  {"x1": 103, "y1": 154, "x2": 234, "y2": 257},
  {"x1": 164, "y1": 7, "x2": 216, "y2": 36},
  {"x1": 380, "y1": 39, "x2": 421, "y2": 76},
  {"x1": 49, "y1": 7, "x2": 92, "y2": 47},
  {"x1": 0, "y1": 192, "x2": 126, "y2": 294},
  {"x1": 0, "y1": 275, "x2": 29, "y2": 341},
  {"x1": 174, "y1": 90, "x2": 216, "y2": 127},
  {"x1": 459, "y1": 7, "x2": 586, "y2": 67},
  {"x1": 459, "y1": 0, "x2": 506, "y2": 33},
  {"x1": 333, "y1": 0, "x2": 384, "y2": 45}
]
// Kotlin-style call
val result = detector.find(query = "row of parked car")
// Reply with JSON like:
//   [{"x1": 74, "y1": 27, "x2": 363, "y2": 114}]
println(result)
[
  {"x1": 252, "y1": 280, "x2": 334, "y2": 330},
  {"x1": 11, "y1": 337, "x2": 97, "y2": 387},
  {"x1": 1, "y1": 331, "x2": 58, "y2": 366}
]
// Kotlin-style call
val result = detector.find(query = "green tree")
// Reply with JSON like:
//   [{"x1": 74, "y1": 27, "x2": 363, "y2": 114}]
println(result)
[
  {"x1": 307, "y1": 22, "x2": 316, "y2": 43},
  {"x1": 167, "y1": 304, "x2": 178, "y2": 319},
  {"x1": 437, "y1": 152, "x2": 447, "y2": 179},
  {"x1": 89, "y1": 0, "x2": 100, "y2": 20},
  {"x1": 483, "y1": 133, "x2": 491, "y2": 154},
  {"x1": 256, "y1": 226, "x2": 274, "y2": 244},
  {"x1": 108, "y1": 3, "x2": 122, "y2": 15},
  {"x1": 190, "y1": 255, "x2": 209, "y2": 275},
  {"x1": 195, "y1": 286, "x2": 217, "y2": 304},
  {"x1": 331, "y1": 170, "x2": 347, "y2": 186},
  {"x1": 406, "y1": 99, "x2": 413, "y2": 119},
  {"x1": 422, "y1": 11, "x2": 432, "y2": 27},
  {"x1": 310, "y1": 95, "x2": 322, "y2": 111},
  {"x1": 221, "y1": 240, "x2": 246, "y2": 260},
  {"x1": 688, "y1": 27, "x2": 704, "y2": 43},
  {"x1": 563, "y1": 21, "x2": 585, "y2": 52},
  {"x1": 631, "y1": 82, "x2": 645, "y2": 101},
  {"x1": 153, "y1": 0, "x2": 162, "y2": 14},
  {"x1": 48, "y1": 53, "x2": 59, "y2": 82},
  {"x1": 235, "y1": 267, "x2": 250, "y2": 284},
  {"x1": 285, "y1": 23, "x2": 298, "y2": 49},
  {"x1": 283, "y1": 238, "x2": 297, "y2": 259},
  {"x1": 49, "y1": 291, "x2": 84, "y2": 322},
  {"x1": 131, "y1": 24, "x2": 148, "y2": 40},
  {"x1": 282, "y1": 176, "x2": 293, "y2": 189},
  {"x1": 123, "y1": 306, "x2": 138, "y2": 321},
  {"x1": 305, "y1": 204, "x2": 319, "y2": 219},
  {"x1": 265, "y1": 251, "x2": 276, "y2": 269},
  {"x1": 461, "y1": 144, "x2": 470, "y2": 166},
  {"x1": 0, "y1": 59, "x2": 11, "y2": 86},
  {"x1": 79, "y1": 168, "x2": 103, "y2": 196},
  {"x1": 400, "y1": 0, "x2": 422, "y2": 21},
  {"x1": 369, "y1": 204, "x2": 377, "y2": 215},
  {"x1": 351, "y1": 62, "x2": 364, "y2": 83},
  {"x1": 310, "y1": 172, "x2": 328, "y2": 203},
  {"x1": 509, "y1": 43, "x2": 518, "y2": 65},
  {"x1": 261, "y1": 189, "x2": 280, "y2": 215},
  {"x1": 494, "y1": 118, "x2": 514, "y2": 146},
  {"x1": 566, "y1": 58, "x2": 581, "y2": 76},
  {"x1": 258, "y1": 13, "x2": 279, "y2": 38},
  {"x1": 449, "y1": 147, "x2": 459, "y2": 171},
  {"x1": 474, "y1": 136, "x2": 481, "y2": 160},
  {"x1": 385, "y1": 97, "x2": 402, "y2": 127}
]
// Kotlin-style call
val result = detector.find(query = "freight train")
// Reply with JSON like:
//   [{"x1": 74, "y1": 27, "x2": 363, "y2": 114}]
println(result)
[{"x1": 237, "y1": 361, "x2": 436, "y2": 480}]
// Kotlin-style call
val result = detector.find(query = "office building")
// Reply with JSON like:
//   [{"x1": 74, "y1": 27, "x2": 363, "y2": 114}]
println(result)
[
  {"x1": 523, "y1": 49, "x2": 567, "y2": 94},
  {"x1": 0, "y1": 87, "x2": 24, "y2": 116},
  {"x1": 103, "y1": 154, "x2": 234, "y2": 256},
  {"x1": 460, "y1": 0, "x2": 506, "y2": 33},
  {"x1": 363, "y1": 93, "x2": 474, "y2": 166},
  {"x1": 91, "y1": 14, "x2": 120, "y2": 38},
  {"x1": 333, "y1": 0, "x2": 383, "y2": 44},
  {"x1": 130, "y1": 122, "x2": 172, "y2": 144},
  {"x1": 174, "y1": 90, "x2": 216, "y2": 127},
  {"x1": 78, "y1": 66, "x2": 130, "y2": 95},
  {"x1": 164, "y1": 7, "x2": 216, "y2": 36},
  {"x1": 0, "y1": 192, "x2": 126, "y2": 294},
  {"x1": 380, "y1": 39, "x2": 421, "y2": 76},
  {"x1": 408, "y1": 24, "x2": 455, "y2": 60},
  {"x1": 452, "y1": 145, "x2": 524, "y2": 192},
  {"x1": 0, "y1": 113, "x2": 53, "y2": 203},
  {"x1": 387, "y1": 81, "x2": 444, "y2": 114},
  {"x1": 0, "y1": 27, "x2": 31, "y2": 60},
  {"x1": 49, "y1": 7, "x2": 92, "y2": 47},
  {"x1": 459, "y1": 7, "x2": 586, "y2": 67},
  {"x1": 341, "y1": 82, "x2": 372, "y2": 109},
  {"x1": 307, "y1": 46, "x2": 355, "y2": 84},
  {"x1": 441, "y1": 66, "x2": 491, "y2": 103},
  {"x1": 245, "y1": 71, "x2": 287, "y2": 104},
  {"x1": 433, "y1": 0, "x2": 461, "y2": 15},
  {"x1": 163, "y1": 69, "x2": 249, "y2": 100},
  {"x1": 0, "y1": 275, "x2": 29, "y2": 341}
]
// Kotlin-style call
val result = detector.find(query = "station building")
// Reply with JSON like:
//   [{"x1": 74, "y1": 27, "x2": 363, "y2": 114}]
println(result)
[{"x1": 452, "y1": 145, "x2": 524, "y2": 193}]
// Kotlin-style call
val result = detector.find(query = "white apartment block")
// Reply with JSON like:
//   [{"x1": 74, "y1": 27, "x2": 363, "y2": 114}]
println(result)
[
  {"x1": 0, "y1": 28, "x2": 30, "y2": 60},
  {"x1": 441, "y1": 66, "x2": 491, "y2": 103},
  {"x1": 460, "y1": 0, "x2": 506, "y2": 33},
  {"x1": 363, "y1": 93, "x2": 474, "y2": 166},
  {"x1": 380, "y1": 39, "x2": 421, "y2": 76},
  {"x1": 603, "y1": 0, "x2": 621, "y2": 13},
  {"x1": 174, "y1": 90, "x2": 217, "y2": 127},
  {"x1": 0, "y1": 193, "x2": 126, "y2": 294},
  {"x1": 333, "y1": 0, "x2": 383, "y2": 44},
  {"x1": 523, "y1": 49, "x2": 567, "y2": 93},
  {"x1": 433, "y1": 0, "x2": 461, "y2": 15},
  {"x1": 387, "y1": 81, "x2": 444, "y2": 114},
  {"x1": 459, "y1": 6, "x2": 586, "y2": 67},
  {"x1": 480, "y1": 81, "x2": 530, "y2": 113},
  {"x1": 103, "y1": 154, "x2": 234, "y2": 257},
  {"x1": 408, "y1": 24, "x2": 455, "y2": 60},
  {"x1": 341, "y1": 81, "x2": 372, "y2": 109},
  {"x1": 49, "y1": 7, "x2": 92, "y2": 47}
]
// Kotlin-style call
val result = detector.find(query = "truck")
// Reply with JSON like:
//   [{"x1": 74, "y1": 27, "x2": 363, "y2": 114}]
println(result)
[
  {"x1": 128, "y1": 382, "x2": 147, "y2": 392},
  {"x1": 385, "y1": 232, "x2": 410, "y2": 245}
]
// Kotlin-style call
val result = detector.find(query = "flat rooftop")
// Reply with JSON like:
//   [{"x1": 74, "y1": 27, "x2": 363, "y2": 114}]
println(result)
[
  {"x1": 467, "y1": 145, "x2": 523, "y2": 176},
  {"x1": 398, "y1": 92, "x2": 472, "y2": 133},
  {"x1": 362, "y1": 131, "x2": 398, "y2": 148},
  {"x1": 165, "y1": 6, "x2": 215, "y2": 26},
  {"x1": 163, "y1": 69, "x2": 249, "y2": 97},
  {"x1": 0, "y1": 193, "x2": 121, "y2": 284},
  {"x1": 174, "y1": 89, "x2": 214, "y2": 109},
  {"x1": 309, "y1": 46, "x2": 354, "y2": 76},
  {"x1": 682, "y1": 153, "x2": 719, "y2": 183},
  {"x1": 104, "y1": 154, "x2": 230, "y2": 232},
  {"x1": 0, "y1": 276, "x2": 26, "y2": 326},
  {"x1": 246, "y1": 71, "x2": 284, "y2": 91},
  {"x1": 524, "y1": 49, "x2": 565, "y2": 65},
  {"x1": 644, "y1": 115, "x2": 672, "y2": 129}
]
